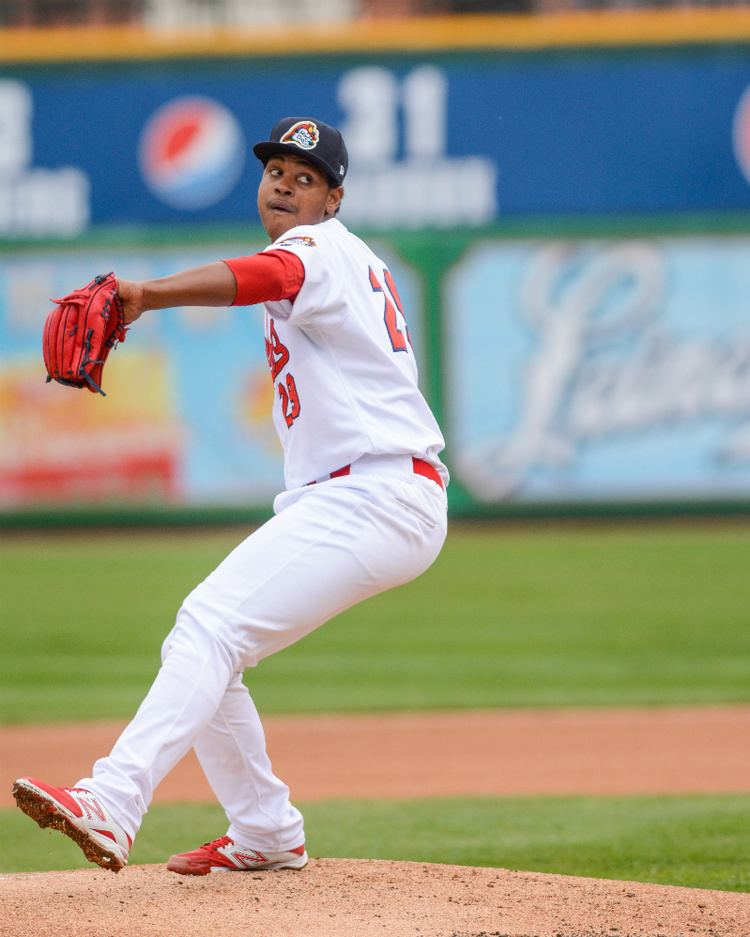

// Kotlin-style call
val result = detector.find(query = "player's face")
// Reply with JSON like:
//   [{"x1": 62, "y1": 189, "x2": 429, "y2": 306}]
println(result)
[{"x1": 257, "y1": 155, "x2": 343, "y2": 241}]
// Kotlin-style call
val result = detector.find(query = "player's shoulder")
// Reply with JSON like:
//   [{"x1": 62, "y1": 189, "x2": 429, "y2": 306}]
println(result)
[
  {"x1": 271, "y1": 224, "x2": 324, "y2": 252},
  {"x1": 320, "y1": 219, "x2": 381, "y2": 264},
  {"x1": 273, "y1": 220, "x2": 369, "y2": 265}
]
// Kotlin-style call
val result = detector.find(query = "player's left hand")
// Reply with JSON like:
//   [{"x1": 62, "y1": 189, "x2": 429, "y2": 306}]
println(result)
[{"x1": 42, "y1": 272, "x2": 128, "y2": 396}]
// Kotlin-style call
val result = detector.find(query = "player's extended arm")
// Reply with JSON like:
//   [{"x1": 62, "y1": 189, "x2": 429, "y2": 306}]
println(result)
[
  {"x1": 118, "y1": 251, "x2": 304, "y2": 325},
  {"x1": 118, "y1": 262, "x2": 235, "y2": 325}
]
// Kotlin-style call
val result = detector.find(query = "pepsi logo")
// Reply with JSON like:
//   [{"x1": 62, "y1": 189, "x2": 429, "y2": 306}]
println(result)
[
  {"x1": 733, "y1": 85, "x2": 750, "y2": 186},
  {"x1": 138, "y1": 96, "x2": 246, "y2": 210}
]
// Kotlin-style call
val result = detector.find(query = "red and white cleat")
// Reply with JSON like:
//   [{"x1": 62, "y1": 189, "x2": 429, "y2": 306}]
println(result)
[
  {"x1": 12, "y1": 776, "x2": 131, "y2": 873},
  {"x1": 167, "y1": 835, "x2": 308, "y2": 876}
]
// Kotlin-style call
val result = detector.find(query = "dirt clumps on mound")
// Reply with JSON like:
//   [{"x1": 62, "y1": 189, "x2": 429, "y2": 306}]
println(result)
[{"x1": 2, "y1": 858, "x2": 749, "y2": 937}]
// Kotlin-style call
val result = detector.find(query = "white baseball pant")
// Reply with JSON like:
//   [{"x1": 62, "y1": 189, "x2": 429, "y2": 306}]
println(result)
[{"x1": 76, "y1": 456, "x2": 448, "y2": 850}]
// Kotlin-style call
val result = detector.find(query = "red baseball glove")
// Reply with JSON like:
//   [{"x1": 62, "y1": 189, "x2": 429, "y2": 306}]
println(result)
[{"x1": 42, "y1": 272, "x2": 128, "y2": 396}]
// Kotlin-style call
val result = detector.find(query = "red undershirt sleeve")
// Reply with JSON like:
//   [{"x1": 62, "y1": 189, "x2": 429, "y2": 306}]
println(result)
[{"x1": 223, "y1": 250, "x2": 306, "y2": 306}]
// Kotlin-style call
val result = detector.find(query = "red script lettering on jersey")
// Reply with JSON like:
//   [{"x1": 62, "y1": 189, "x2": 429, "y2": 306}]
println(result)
[{"x1": 266, "y1": 319, "x2": 290, "y2": 380}]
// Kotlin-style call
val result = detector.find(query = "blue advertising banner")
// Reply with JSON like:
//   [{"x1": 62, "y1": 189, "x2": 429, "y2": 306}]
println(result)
[
  {"x1": 445, "y1": 235, "x2": 750, "y2": 503},
  {"x1": 0, "y1": 241, "x2": 423, "y2": 509},
  {"x1": 2, "y1": 49, "x2": 750, "y2": 237}
]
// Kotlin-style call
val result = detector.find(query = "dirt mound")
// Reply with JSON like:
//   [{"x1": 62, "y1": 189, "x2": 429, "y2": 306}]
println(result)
[{"x1": 1, "y1": 859, "x2": 748, "y2": 937}]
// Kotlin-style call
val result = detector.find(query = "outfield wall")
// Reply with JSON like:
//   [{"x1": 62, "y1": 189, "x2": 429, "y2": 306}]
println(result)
[
  {"x1": 1, "y1": 16, "x2": 750, "y2": 522},
  {"x1": 3, "y1": 221, "x2": 750, "y2": 521}
]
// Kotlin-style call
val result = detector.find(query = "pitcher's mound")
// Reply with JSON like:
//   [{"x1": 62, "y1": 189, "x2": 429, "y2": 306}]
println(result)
[{"x1": 2, "y1": 858, "x2": 748, "y2": 937}]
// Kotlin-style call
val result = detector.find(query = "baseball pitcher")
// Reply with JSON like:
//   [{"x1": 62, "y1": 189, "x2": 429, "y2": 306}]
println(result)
[{"x1": 14, "y1": 116, "x2": 448, "y2": 875}]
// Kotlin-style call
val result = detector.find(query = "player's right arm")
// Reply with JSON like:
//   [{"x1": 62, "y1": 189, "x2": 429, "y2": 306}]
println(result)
[
  {"x1": 118, "y1": 251, "x2": 304, "y2": 324},
  {"x1": 118, "y1": 262, "x2": 236, "y2": 324}
]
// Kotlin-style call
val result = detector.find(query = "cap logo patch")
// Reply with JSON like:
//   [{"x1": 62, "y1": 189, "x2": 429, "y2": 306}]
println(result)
[{"x1": 281, "y1": 120, "x2": 319, "y2": 151}]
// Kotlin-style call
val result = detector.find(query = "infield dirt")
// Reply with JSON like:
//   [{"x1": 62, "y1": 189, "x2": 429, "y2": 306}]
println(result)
[
  {"x1": 2, "y1": 705, "x2": 749, "y2": 936},
  {"x1": 3, "y1": 705, "x2": 750, "y2": 806},
  {"x1": 3, "y1": 859, "x2": 750, "y2": 937}
]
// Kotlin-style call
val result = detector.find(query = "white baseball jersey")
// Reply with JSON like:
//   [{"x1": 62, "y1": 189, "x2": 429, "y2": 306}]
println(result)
[
  {"x1": 262, "y1": 218, "x2": 447, "y2": 491},
  {"x1": 56, "y1": 205, "x2": 449, "y2": 871}
]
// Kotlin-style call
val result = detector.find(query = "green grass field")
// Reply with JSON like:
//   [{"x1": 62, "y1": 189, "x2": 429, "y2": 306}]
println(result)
[
  {"x1": 1, "y1": 521, "x2": 749, "y2": 889},
  {"x1": 1, "y1": 523, "x2": 749, "y2": 721}
]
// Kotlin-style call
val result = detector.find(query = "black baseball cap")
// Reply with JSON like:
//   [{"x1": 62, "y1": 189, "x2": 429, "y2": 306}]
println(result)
[{"x1": 253, "y1": 117, "x2": 348, "y2": 187}]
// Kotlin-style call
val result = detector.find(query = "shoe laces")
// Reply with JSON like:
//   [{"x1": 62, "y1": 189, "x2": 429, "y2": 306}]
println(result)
[{"x1": 202, "y1": 836, "x2": 232, "y2": 850}]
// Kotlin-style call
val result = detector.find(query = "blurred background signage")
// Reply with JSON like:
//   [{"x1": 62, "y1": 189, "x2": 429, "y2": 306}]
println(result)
[
  {"x1": 446, "y1": 238, "x2": 750, "y2": 503},
  {"x1": 1, "y1": 2, "x2": 750, "y2": 516},
  {"x1": 2, "y1": 53, "x2": 749, "y2": 233}
]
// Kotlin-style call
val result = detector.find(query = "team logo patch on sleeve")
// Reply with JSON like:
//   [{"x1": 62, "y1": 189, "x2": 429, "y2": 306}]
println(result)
[
  {"x1": 280, "y1": 121, "x2": 320, "y2": 151},
  {"x1": 278, "y1": 235, "x2": 317, "y2": 248}
]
